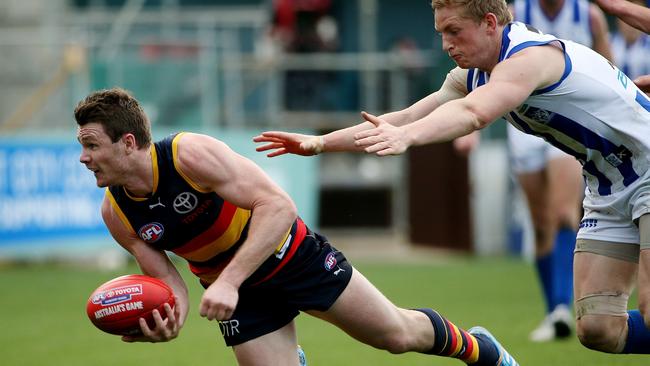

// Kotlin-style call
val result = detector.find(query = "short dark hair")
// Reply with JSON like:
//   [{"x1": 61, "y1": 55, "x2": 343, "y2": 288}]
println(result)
[{"x1": 74, "y1": 87, "x2": 152, "y2": 148}]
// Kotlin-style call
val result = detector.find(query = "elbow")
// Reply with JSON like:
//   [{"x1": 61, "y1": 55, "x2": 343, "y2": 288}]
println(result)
[
  {"x1": 466, "y1": 105, "x2": 493, "y2": 130},
  {"x1": 267, "y1": 193, "x2": 298, "y2": 222},
  {"x1": 474, "y1": 117, "x2": 491, "y2": 130}
]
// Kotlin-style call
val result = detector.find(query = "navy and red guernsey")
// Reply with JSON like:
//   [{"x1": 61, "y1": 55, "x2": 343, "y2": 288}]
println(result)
[{"x1": 106, "y1": 132, "x2": 306, "y2": 285}]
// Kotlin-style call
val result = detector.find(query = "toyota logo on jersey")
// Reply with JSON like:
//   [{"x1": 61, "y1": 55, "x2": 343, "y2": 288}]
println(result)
[
  {"x1": 138, "y1": 222, "x2": 164, "y2": 243},
  {"x1": 173, "y1": 192, "x2": 198, "y2": 214}
]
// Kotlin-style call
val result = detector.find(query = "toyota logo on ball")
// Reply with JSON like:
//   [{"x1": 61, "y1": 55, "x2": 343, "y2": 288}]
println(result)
[{"x1": 173, "y1": 192, "x2": 198, "y2": 214}]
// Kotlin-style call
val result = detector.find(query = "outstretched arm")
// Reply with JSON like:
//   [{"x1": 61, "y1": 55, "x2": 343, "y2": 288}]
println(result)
[
  {"x1": 253, "y1": 68, "x2": 468, "y2": 157},
  {"x1": 354, "y1": 45, "x2": 565, "y2": 155},
  {"x1": 595, "y1": 0, "x2": 650, "y2": 33}
]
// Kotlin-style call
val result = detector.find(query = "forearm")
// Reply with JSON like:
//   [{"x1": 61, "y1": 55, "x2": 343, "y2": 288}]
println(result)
[
  {"x1": 135, "y1": 254, "x2": 190, "y2": 325},
  {"x1": 322, "y1": 109, "x2": 414, "y2": 152},
  {"x1": 405, "y1": 99, "x2": 483, "y2": 147},
  {"x1": 217, "y1": 198, "x2": 297, "y2": 288},
  {"x1": 603, "y1": 0, "x2": 650, "y2": 33},
  {"x1": 162, "y1": 274, "x2": 190, "y2": 325}
]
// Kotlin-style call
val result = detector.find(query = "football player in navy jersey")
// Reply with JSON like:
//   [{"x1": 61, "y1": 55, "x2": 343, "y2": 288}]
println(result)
[
  {"x1": 75, "y1": 87, "x2": 518, "y2": 365},
  {"x1": 256, "y1": 0, "x2": 650, "y2": 356}
]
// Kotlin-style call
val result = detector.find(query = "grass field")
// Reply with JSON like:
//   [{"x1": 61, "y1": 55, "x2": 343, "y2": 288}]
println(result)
[{"x1": 1, "y1": 254, "x2": 646, "y2": 366}]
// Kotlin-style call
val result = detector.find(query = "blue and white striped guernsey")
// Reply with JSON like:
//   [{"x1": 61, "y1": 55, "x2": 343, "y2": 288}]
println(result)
[{"x1": 467, "y1": 22, "x2": 650, "y2": 197}]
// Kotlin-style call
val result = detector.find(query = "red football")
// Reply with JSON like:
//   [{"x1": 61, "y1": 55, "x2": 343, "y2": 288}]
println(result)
[{"x1": 86, "y1": 274, "x2": 175, "y2": 336}]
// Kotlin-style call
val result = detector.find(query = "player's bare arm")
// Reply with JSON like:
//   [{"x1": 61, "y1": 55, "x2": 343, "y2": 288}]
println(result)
[
  {"x1": 101, "y1": 195, "x2": 189, "y2": 342},
  {"x1": 595, "y1": 0, "x2": 650, "y2": 33},
  {"x1": 589, "y1": 4, "x2": 614, "y2": 61},
  {"x1": 175, "y1": 133, "x2": 297, "y2": 321},
  {"x1": 355, "y1": 45, "x2": 565, "y2": 155},
  {"x1": 254, "y1": 68, "x2": 466, "y2": 157}
]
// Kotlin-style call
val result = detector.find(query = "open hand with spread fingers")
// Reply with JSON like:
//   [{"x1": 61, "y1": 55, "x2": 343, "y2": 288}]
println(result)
[
  {"x1": 254, "y1": 131, "x2": 324, "y2": 157},
  {"x1": 353, "y1": 111, "x2": 411, "y2": 156}
]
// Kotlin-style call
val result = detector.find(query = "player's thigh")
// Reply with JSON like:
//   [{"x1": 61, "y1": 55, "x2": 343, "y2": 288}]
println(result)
[
  {"x1": 574, "y1": 246, "x2": 637, "y2": 300},
  {"x1": 306, "y1": 268, "x2": 423, "y2": 345},
  {"x1": 574, "y1": 244, "x2": 637, "y2": 344},
  {"x1": 233, "y1": 321, "x2": 299, "y2": 366}
]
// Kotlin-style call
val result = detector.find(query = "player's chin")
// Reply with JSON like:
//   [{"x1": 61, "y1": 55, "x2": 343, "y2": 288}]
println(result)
[
  {"x1": 453, "y1": 59, "x2": 469, "y2": 68},
  {"x1": 94, "y1": 176, "x2": 111, "y2": 188}
]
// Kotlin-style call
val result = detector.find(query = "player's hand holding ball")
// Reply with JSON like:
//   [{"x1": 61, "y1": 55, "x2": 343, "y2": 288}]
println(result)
[{"x1": 86, "y1": 274, "x2": 181, "y2": 342}]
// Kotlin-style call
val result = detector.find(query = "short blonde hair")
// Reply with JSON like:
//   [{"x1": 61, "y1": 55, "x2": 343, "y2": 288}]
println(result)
[{"x1": 431, "y1": 0, "x2": 512, "y2": 25}]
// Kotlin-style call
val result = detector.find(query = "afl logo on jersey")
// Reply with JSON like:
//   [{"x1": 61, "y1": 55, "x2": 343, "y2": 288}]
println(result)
[
  {"x1": 324, "y1": 252, "x2": 337, "y2": 271},
  {"x1": 173, "y1": 192, "x2": 198, "y2": 214},
  {"x1": 138, "y1": 222, "x2": 164, "y2": 243}
]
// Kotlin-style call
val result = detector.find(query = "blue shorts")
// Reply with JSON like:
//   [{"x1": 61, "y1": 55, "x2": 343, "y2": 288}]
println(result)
[{"x1": 218, "y1": 230, "x2": 353, "y2": 346}]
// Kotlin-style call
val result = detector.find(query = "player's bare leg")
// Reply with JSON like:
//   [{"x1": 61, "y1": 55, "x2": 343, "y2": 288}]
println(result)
[
  {"x1": 573, "y1": 250, "x2": 636, "y2": 352},
  {"x1": 308, "y1": 268, "x2": 518, "y2": 365},
  {"x1": 233, "y1": 321, "x2": 301, "y2": 366}
]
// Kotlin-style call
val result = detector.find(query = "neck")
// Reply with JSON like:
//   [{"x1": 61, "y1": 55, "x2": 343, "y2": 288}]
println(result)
[
  {"x1": 123, "y1": 145, "x2": 154, "y2": 197},
  {"x1": 482, "y1": 24, "x2": 506, "y2": 73}
]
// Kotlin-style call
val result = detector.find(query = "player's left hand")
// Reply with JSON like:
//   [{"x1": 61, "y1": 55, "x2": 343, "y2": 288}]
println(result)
[
  {"x1": 122, "y1": 302, "x2": 180, "y2": 343},
  {"x1": 199, "y1": 279, "x2": 239, "y2": 321},
  {"x1": 354, "y1": 111, "x2": 410, "y2": 156}
]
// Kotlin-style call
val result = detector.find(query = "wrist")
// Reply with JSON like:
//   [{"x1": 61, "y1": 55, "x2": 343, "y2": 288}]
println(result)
[{"x1": 312, "y1": 136, "x2": 325, "y2": 154}]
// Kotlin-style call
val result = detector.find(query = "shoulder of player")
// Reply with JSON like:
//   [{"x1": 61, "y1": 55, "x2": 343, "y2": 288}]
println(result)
[
  {"x1": 503, "y1": 44, "x2": 562, "y2": 65},
  {"x1": 493, "y1": 46, "x2": 564, "y2": 89},
  {"x1": 173, "y1": 132, "x2": 240, "y2": 186},
  {"x1": 174, "y1": 132, "x2": 231, "y2": 166}
]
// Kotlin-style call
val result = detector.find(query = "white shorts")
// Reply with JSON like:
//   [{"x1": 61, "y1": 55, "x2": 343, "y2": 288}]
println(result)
[
  {"x1": 507, "y1": 124, "x2": 569, "y2": 173},
  {"x1": 578, "y1": 170, "x2": 650, "y2": 244}
]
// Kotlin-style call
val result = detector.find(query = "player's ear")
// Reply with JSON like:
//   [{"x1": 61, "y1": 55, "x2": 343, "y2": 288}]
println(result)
[
  {"x1": 484, "y1": 13, "x2": 498, "y2": 32},
  {"x1": 121, "y1": 133, "x2": 138, "y2": 153}
]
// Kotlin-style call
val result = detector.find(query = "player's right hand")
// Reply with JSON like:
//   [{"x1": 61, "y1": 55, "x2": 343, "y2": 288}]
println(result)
[
  {"x1": 253, "y1": 132, "x2": 323, "y2": 157},
  {"x1": 122, "y1": 302, "x2": 180, "y2": 343}
]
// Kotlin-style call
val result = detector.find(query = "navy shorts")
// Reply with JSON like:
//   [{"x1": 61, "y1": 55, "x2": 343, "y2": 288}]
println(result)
[{"x1": 218, "y1": 231, "x2": 353, "y2": 346}]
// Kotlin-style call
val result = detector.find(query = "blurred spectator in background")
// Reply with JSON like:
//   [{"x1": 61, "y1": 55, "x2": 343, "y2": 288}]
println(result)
[
  {"x1": 264, "y1": 0, "x2": 341, "y2": 111},
  {"x1": 379, "y1": 36, "x2": 428, "y2": 110}
]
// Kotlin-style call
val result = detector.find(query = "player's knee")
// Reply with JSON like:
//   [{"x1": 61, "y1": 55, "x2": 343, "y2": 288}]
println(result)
[
  {"x1": 576, "y1": 315, "x2": 624, "y2": 353},
  {"x1": 575, "y1": 291, "x2": 629, "y2": 353}
]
